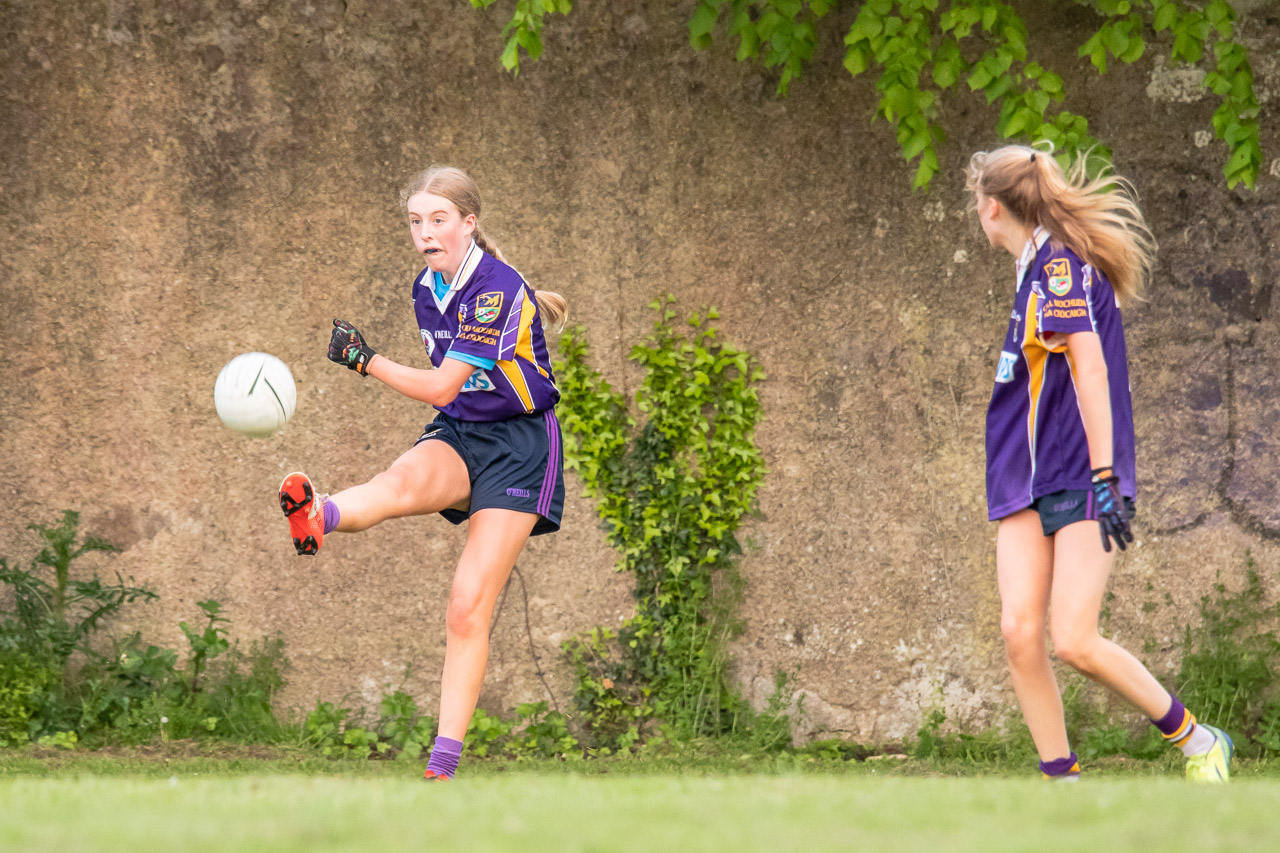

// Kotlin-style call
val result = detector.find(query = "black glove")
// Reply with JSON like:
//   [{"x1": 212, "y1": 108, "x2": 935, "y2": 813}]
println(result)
[
  {"x1": 328, "y1": 318, "x2": 377, "y2": 376},
  {"x1": 1089, "y1": 466, "x2": 1133, "y2": 553}
]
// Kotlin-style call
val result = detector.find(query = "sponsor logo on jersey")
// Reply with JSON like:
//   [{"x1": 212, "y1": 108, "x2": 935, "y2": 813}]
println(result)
[
  {"x1": 1044, "y1": 259, "x2": 1072, "y2": 296},
  {"x1": 995, "y1": 350, "x2": 1018, "y2": 384},
  {"x1": 475, "y1": 292, "x2": 503, "y2": 324},
  {"x1": 461, "y1": 368, "x2": 495, "y2": 393},
  {"x1": 434, "y1": 330, "x2": 452, "y2": 339}
]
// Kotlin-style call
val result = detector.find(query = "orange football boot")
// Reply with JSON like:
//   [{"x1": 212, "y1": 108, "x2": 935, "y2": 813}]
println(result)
[
  {"x1": 422, "y1": 769, "x2": 451, "y2": 782},
  {"x1": 279, "y1": 472, "x2": 324, "y2": 555}
]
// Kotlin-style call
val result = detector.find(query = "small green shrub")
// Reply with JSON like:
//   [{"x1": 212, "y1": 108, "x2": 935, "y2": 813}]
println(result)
[
  {"x1": 35, "y1": 730, "x2": 78, "y2": 750},
  {"x1": 503, "y1": 701, "x2": 580, "y2": 759},
  {"x1": 303, "y1": 701, "x2": 353, "y2": 756},
  {"x1": 910, "y1": 707, "x2": 1036, "y2": 764},
  {"x1": 378, "y1": 690, "x2": 437, "y2": 761},
  {"x1": 1175, "y1": 556, "x2": 1280, "y2": 757},
  {"x1": 0, "y1": 650, "x2": 57, "y2": 746},
  {"x1": 303, "y1": 691, "x2": 440, "y2": 760}
]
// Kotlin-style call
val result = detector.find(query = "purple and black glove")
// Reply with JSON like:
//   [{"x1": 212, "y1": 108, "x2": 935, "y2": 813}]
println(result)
[
  {"x1": 1089, "y1": 466, "x2": 1133, "y2": 553},
  {"x1": 328, "y1": 318, "x2": 377, "y2": 376}
]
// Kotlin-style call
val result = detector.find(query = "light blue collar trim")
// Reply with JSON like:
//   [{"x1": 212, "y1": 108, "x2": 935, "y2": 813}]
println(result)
[{"x1": 428, "y1": 241, "x2": 482, "y2": 313}]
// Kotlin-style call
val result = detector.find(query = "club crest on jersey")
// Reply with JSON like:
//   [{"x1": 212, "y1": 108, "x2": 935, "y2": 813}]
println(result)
[
  {"x1": 1044, "y1": 259, "x2": 1072, "y2": 297},
  {"x1": 995, "y1": 350, "x2": 1018, "y2": 384},
  {"x1": 420, "y1": 329, "x2": 435, "y2": 357},
  {"x1": 475, "y1": 292, "x2": 503, "y2": 324}
]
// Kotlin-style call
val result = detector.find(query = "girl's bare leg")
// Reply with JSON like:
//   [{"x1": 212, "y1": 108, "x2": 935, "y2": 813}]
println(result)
[
  {"x1": 997, "y1": 509, "x2": 1072, "y2": 761},
  {"x1": 1048, "y1": 520, "x2": 1172, "y2": 719},
  {"x1": 436, "y1": 507, "x2": 539, "y2": 740},
  {"x1": 328, "y1": 439, "x2": 471, "y2": 532}
]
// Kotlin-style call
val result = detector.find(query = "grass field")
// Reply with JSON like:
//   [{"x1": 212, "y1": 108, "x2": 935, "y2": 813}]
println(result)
[{"x1": 2, "y1": 753, "x2": 1280, "y2": 852}]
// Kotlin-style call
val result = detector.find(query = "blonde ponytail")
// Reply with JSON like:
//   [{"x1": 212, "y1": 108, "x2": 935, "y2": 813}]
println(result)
[
  {"x1": 472, "y1": 224, "x2": 507, "y2": 264},
  {"x1": 533, "y1": 290, "x2": 568, "y2": 331},
  {"x1": 966, "y1": 145, "x2": 1156, "y2": 303}
]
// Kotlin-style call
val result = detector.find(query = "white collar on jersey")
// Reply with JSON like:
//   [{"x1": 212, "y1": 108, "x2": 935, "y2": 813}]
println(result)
[
  {"x1": 428, "y1": 240, "x2": 484, "y2": 313},
  {"x1": 1014, "y1": 226, "x2": 1050, "y2": 291}
]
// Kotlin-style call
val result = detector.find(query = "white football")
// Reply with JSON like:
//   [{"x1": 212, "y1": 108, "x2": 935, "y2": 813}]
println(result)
[{"x1": 214, "y1": 352, "x2": 297, "y2": 437}]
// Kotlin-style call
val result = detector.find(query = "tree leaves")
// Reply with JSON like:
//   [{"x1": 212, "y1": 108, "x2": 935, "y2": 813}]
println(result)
[
  {"x1": 470, "y1": 0, "x2": 573, "y2": 74},
  {"x1": 472, "y1": 0, "x2": 1267, "y2": 191},
  {"x1": 692, "y1": 1, "x2": 831, "y2": 95}
]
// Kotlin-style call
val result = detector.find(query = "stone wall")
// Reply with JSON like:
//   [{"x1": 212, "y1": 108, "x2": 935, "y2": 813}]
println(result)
[{"x1": 2, "y1": 0, "x2": 1278, "y2": 740}]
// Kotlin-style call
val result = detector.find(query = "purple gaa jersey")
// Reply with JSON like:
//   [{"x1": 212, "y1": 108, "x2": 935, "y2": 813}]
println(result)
[
  {"x1": 411, "y1": 241, "x2": 560, "y2": 422},
  {"x1": 985, "y1": 227, "x2": 1137, "y2": 521}
]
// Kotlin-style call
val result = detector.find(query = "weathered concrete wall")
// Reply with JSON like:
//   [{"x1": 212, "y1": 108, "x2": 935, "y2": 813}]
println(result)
[{"x1": 2, "y1": 0, "x2": 1278, "y2": 740}]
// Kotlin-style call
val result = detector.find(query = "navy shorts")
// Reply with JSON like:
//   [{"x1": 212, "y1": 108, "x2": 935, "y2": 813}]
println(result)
[
  {"x1": 1031, "y1": 489, "x2": 1136, "y2": 537},
  {"x1": 414, "y1": 410, "x2": 565, "y2": 536}
]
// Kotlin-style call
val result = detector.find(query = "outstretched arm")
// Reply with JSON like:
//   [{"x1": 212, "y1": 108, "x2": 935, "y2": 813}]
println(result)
[
  {"x1": 367, "y1": 355, "x2": 474, "y2": 407},
  {"x1": 329, "y1": 317, "x2": 475, "y2": 407}
]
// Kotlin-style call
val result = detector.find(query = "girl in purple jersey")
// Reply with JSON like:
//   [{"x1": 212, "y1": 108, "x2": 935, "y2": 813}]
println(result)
[
  {"x1": 967, "y1": 144, "x2": 1231, "y2": 783},
  {"x1": 277, "y1": 166, "x2": 568, "y2": 781}
]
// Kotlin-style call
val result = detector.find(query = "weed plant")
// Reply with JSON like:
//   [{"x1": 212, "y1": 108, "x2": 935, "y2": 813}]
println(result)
[{"x1": 0, "y1": 512, "x2": 291, "y2": 747}]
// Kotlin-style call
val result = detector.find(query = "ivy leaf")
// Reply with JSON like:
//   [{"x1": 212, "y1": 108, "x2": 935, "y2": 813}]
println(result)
[
  {"x1": 517, "y1": 28, "x2": 544, "y2": 62},
  {"x1": 885, "y1": 83, "x2": 914, "y2": 120},
  {"x1": 912, "y1": 148, "x2": 939, "y2": 189},
  {"x1": 1104, "y1": 26, "x2": 1128, "y2": 60},
  {"x1": 1173, "y1": 31, "x2": 1203, "y2": 64},
  {"x1": 843, "y1": 45, "x2": 869, "y2": 75},
  {"x1": 500, "y1": 35, "x2": 520, "y2": 72},
  {"x1": 845, "y1": 14, "x2": 883, "y2": 44},
  {"x1": 903, "y1": 128, "x2": 929, "y2": 160},
  {"x1": 932, "y1": 59, "x2": 957, "y2": 89},
  {"x1": 1120, "y1": 34, "x2": 1145, "y2": 64},
  {"x1": 688, "y1": 2, "x2": 720, "y2": 50},
  {"x1": 967, "y1": 63, "x2": 993, "y2": 90}
]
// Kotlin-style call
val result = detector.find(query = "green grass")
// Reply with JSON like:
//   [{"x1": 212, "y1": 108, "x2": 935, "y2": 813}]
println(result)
[{"x1": 2, "y1": 752, "x2": 1280, "y2": 851}]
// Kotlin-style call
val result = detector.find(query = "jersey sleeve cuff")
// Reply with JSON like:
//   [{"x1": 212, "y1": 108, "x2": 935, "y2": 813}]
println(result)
[{"x1": 445, "y1": 351, "x2": 497, "y2": 370}]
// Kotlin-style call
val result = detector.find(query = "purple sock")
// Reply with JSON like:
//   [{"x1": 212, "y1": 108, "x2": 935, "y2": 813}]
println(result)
[
  {"x1": 1039, "y1": 753, "x2": 1079, "y2": 777},
  {"x1": 426, "y1": 736, "x2": 464, "y2": 778},
  {"x1": 1153, "y1": 695, "x2": 1191, "y2": 738},
  {"x1": 322, "y1": 501, "x2": 340, "y2": 535}
]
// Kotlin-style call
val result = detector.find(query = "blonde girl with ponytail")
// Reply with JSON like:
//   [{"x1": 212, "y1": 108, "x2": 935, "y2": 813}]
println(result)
[
  {"x1": 277, "y1": 165, "x2": 568, "y2": 781},
  {"x1": 968, "y1": 144, "x2": 1231, "y2": 783}
]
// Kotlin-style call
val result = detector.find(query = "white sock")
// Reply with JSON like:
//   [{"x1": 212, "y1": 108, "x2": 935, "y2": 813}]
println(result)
[{"x1": 1180, "y1": 724, "x2": 1216, "y2": 757}]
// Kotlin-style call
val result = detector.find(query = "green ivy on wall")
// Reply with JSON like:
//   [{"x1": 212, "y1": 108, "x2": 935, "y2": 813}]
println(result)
[{"x1": 554, "y1": 298, "x2": 771, "y2": 748}]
